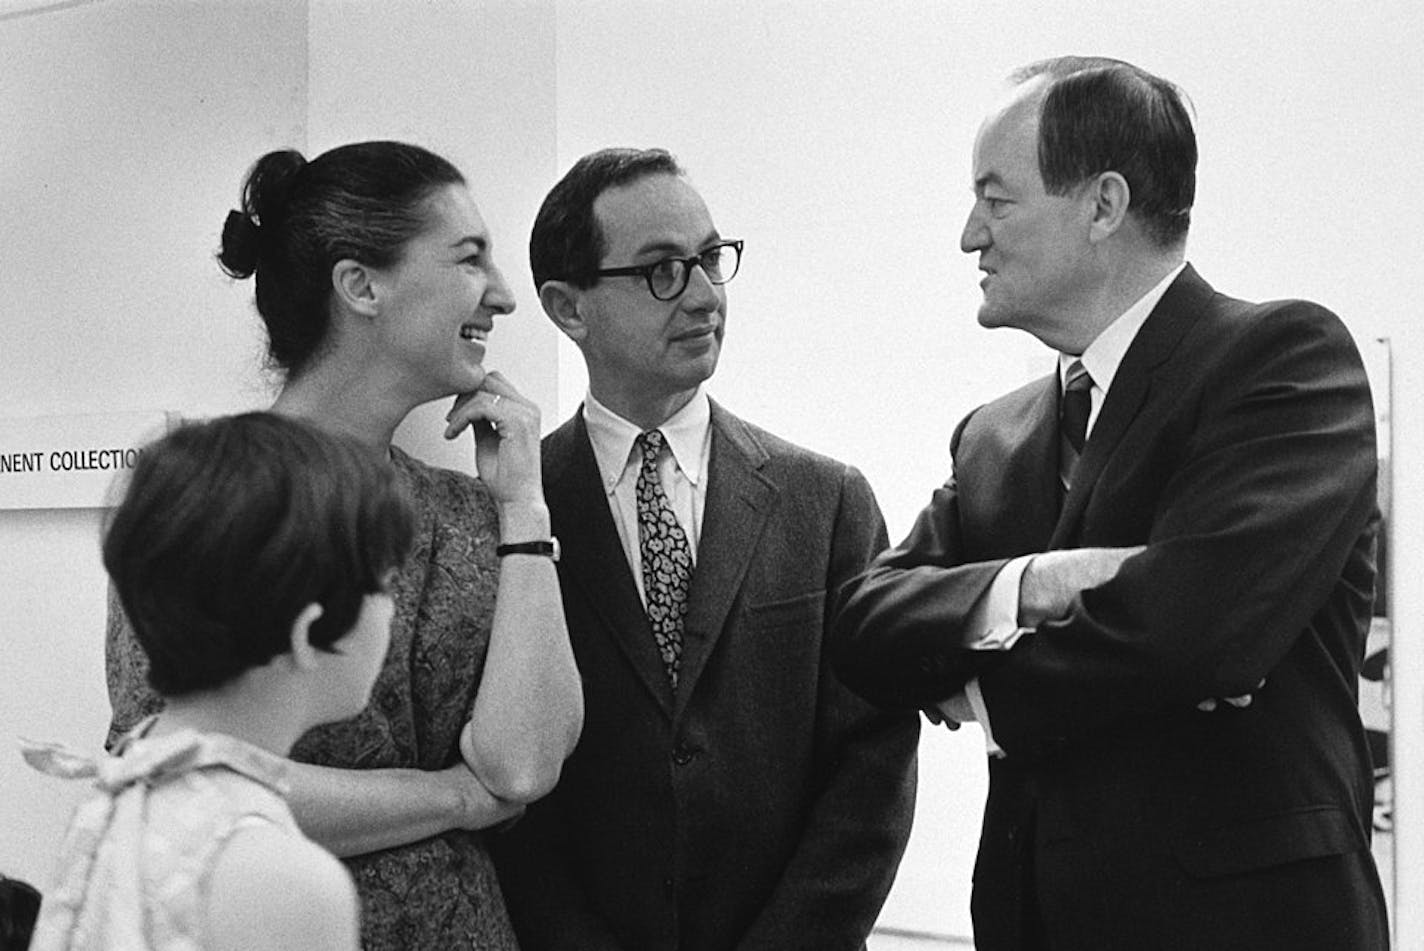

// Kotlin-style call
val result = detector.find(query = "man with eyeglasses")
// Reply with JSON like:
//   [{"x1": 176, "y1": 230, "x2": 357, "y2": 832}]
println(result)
[{"x1": 491, "y1": 147, "x2": 918, "y2": 951}]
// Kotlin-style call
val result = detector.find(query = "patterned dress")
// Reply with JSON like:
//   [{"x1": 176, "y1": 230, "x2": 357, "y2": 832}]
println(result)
[
  {"x1": 105, "y1": 447, "x2": 518, "y2": 949},
  {"x1": 24, "y1": 723, "x2": 303, "y2": 951}
]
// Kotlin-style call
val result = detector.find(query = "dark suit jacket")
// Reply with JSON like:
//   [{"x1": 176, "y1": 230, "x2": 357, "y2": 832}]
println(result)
[
  {"x1": 493, "y1": 401, "x2": 919, "y2": 951},
  {"x1": 832, "y1": 267, "x2": 1388, "y2": 951}
]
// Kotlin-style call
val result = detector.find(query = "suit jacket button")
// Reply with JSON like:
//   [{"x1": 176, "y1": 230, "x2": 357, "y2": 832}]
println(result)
[{"x1": 672, "y1": 744, "x2": 697, "y2": 766}]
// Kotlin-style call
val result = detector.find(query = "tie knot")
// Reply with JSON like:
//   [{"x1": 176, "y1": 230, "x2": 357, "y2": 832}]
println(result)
[
  {"x1": 638, "y1": 429, "x2": 666, "y2": 462},
  {"x1": 1064, "y1": 360, "x2": 1093, "y2": 394}
]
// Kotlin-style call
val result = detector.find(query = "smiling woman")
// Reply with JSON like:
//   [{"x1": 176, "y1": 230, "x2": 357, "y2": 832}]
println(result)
[{"x1": 102, "y1": 140, "x2": 584, "y2": 950}]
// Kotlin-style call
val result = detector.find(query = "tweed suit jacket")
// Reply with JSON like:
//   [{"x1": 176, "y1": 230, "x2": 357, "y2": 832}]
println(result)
[{"x1": 493, "y1": 401, "x2": 919, "y2": 951}]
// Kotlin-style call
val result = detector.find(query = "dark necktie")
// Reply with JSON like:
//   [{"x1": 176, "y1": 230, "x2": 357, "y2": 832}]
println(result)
[
  {"x1": 635, "y1": 430, "x2": 692, "y2": 688},
  {"x1": 1059, "y1": 360, "x2": 1094, "y2": 491}
]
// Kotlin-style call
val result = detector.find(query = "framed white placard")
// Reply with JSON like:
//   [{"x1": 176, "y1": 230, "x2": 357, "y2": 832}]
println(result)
[{"x1": 0, "y1": 411, "x2": 178, "y2": 510}]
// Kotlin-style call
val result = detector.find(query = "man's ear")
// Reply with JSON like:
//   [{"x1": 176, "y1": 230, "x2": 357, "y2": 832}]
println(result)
[
  {"x1": 331, "y1": 259, "x2": 380, "y2": 318},
  {"x1": 287, "y1": 602, "x2": 326, "y2": 672},
  {"x1": 1087, "y1": 171, "x2": 1131, "y2": 243},
  {"x1": 539, "y1": 281, "x2": 588, "y2": 343}
]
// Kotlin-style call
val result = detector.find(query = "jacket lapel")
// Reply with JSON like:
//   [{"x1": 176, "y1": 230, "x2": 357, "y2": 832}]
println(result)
[
  {"x1": 1052, "y1": 265, "x2": 1210, "y2": 546},
  {"x1": 545, "y1": 412, "x2": 675, "y2": 714},
  {"x1": 674, "y1": 403, "x2": 775, "y2": 715},
  {"x1": 1003, "y1": 374, "x2": 1065, "y2": 553}
]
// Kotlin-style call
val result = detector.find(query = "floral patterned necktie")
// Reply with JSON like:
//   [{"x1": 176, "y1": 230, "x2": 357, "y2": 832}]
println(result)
[{"x1": 635, "y1": 429, "x2": 692, "y2": 688}]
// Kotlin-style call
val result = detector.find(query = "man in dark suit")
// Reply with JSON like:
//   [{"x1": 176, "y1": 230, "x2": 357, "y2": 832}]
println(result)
[
  {"x1": 491, "y1": 147, "x2": 919, "y2": 951},
  {"x1": 832, "y1": 57, "x2": 1389, "y2": 950}
]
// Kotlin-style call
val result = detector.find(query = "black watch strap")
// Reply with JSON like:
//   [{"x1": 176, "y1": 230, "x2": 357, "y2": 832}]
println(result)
[{"x1": 495, "y1": 538, "x2": 560, "y2": 562}]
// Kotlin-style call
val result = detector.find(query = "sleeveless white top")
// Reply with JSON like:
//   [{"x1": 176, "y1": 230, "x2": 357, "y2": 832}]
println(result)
[{"x1": 23, "y1": 720, "x2": 300, "y2": 951}]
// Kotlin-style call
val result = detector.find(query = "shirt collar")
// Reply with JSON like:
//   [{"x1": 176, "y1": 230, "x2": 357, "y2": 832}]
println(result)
[
  {"x1": 583, "y1": 389, "x2": 712, "y2": 494},
  {"x1": 1062, "y1": 261, "x2": 1187, "y2": 392}
]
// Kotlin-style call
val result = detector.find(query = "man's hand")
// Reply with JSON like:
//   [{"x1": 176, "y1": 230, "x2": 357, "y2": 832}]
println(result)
[
  {"x1": 923, "y1": 690, "x2": 976, "y2": 730},
  {"x1": 1018, "y1": 546, "x2": 1146, "y2": 628},
  {"x1": 1197, "y1": 679, "x2": 1267, "y2": 712}
]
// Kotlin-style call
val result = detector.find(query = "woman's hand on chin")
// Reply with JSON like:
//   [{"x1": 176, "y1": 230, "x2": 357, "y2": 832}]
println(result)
[{"x1": 443, "y1": 371, "x2": 545, "y2": 508}]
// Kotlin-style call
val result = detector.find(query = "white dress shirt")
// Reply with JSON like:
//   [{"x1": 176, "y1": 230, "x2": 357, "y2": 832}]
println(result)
[
  {"x1": 960, "y1": 262, "x2": 1187, "y2": 754},
  {"x1": 582, "y1": 389, "x2": 712, "y2": 607}
]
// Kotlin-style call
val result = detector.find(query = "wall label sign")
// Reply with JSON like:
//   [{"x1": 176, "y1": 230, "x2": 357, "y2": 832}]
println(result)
[{"x1": 0, "y1": 411, "x2": 178, "y2": 510}]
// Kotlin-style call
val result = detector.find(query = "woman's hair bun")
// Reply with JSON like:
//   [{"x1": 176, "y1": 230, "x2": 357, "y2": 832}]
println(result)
[
  {"x1": 218, "y1": 210, "x2": 261, "y2": 279},
  {"x1": 217, "y1": 149, "x2": 308, "y2": 280}
]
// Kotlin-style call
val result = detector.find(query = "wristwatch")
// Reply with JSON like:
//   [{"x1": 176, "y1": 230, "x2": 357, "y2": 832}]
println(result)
[{"x1": 495, "y1": 538, "x2": 561, "y2": 562}]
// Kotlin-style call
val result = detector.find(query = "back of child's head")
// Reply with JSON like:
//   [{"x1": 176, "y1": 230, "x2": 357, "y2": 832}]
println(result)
[{"x1": 103, "y1": 412, "x2": 415, "y2": 697}]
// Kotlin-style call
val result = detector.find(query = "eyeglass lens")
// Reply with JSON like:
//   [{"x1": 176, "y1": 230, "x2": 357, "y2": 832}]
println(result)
[{"x1": 650, "y1": 243, "x2": 741, "y2": 299}]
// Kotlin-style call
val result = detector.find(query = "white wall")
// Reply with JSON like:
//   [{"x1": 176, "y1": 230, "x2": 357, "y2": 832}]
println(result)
[
  {"x1": 4, "y1": 1, "x2": 1422, "y2": 946},
  {"x1": 0, "y1": 0, "x2": 307, "y2": 883}
]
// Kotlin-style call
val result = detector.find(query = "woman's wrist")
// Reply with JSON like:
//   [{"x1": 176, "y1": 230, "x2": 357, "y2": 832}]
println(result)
[{"x1": 496, "y1": 500, "x2": 551, "y2": 543}]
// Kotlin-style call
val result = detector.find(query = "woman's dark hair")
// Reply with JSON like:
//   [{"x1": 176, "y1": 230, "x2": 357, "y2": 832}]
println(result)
[
  {"x1": 218, "y1": 141, "x2": 466, "y2": 376},
  {"x1": 103, "y1": 412, "x2": 415, "y2": 697},
  {"x1": 1013, "y1": 57, "x2": 1197, "y2": 248},
  {"x1": 529, "y1": 147, "x2": 684, "y2": 291}
]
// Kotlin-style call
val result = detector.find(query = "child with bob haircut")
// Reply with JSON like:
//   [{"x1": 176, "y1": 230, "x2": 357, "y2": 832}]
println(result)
[{"x1": 24, "y1": 411, "x2": 415, "y2": 951}]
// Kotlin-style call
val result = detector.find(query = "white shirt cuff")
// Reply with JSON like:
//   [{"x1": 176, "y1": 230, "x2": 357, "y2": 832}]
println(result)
[{"x1": 965, "y1": 555, "x2": 1035, "y2": 651}]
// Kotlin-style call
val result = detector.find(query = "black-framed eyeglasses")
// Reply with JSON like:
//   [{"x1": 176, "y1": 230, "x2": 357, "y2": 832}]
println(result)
[{"x1": 592, "y1": 239, "x2": 743, "y2": 301}]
